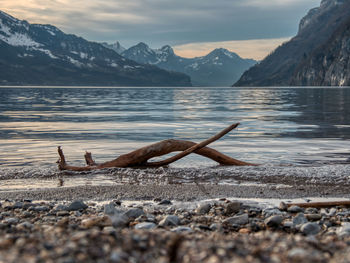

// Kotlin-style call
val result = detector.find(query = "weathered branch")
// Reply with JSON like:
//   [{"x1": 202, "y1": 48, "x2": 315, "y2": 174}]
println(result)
[
  {"x1": 57, "y1": 123, "x2": 256, "y2": 171},
  {"x1": 287, "y1": 201, "x2": 350, "y2": 208},
  {"x1": 84, "y1": 152, "x2": 96, "y2": 166},
  {"x1": 145, "y1": 123, "x2": 239, "y2": 167}
]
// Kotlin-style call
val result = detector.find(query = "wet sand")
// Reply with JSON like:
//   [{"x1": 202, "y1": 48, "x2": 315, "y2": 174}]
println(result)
[{"x1": 0, "y1": 181, "x2": 349, "y2": 202}]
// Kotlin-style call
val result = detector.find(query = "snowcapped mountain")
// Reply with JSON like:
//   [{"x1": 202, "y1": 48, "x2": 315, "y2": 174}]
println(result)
[
  {"x1": 121, "y1": 43, "x2": 256, "y2": 86},
  {"x1": 183, "y1": 48, "x2": 257, "y2": 87},
  {"x1": 0, "y1": 11, "x2": 191, "y2": 86},
  {"x1": 101, "y1": 41, "x2": 126, "y2": 54}
]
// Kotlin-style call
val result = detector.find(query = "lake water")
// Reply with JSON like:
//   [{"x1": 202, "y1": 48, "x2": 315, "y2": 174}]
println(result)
[{"x1": 0, "y1": 87, "x2": 350, "y2": 188}]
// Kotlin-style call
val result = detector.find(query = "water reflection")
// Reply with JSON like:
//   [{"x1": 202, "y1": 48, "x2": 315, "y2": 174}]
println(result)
[{"x1": 0, "y1": 87, "x2": 350, "y2": 167}]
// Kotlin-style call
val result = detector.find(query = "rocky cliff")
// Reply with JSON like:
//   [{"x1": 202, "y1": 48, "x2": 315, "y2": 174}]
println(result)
[
  {"x1": 234, "y1": 0, "x2": 350, "y2": 87},
  {"x1": 291, "y1": 16, "x2": 350, "y2": 86}
]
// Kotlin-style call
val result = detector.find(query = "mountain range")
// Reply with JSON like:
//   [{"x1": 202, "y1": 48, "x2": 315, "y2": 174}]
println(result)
[
  {"x1": 234, "y1": 0, "x2": 350, "y2": 87},
  {"x1": 0, "y1": 11, "x2": 191, "y2": 86},
  {"x1": 104, "y1": 42, "x2": 256, "y2": 87}
]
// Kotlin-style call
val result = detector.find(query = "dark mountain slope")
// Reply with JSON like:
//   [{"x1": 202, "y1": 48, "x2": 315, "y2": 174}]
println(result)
[
  {"x1": 291, "y1": 17, "x2": 350, "y2": 86},
  {"x1": 0, "y1": 11, "x2": 191, "y2": 86},
  {"x1": 234, "y1": 0, "x2": 350, "y2": 87}
]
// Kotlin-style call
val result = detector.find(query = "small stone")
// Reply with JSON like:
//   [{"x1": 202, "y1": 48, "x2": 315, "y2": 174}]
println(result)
[
  {"x1": 146, "y1": 215, "x2": 156, "y2": 223},
  {"x1": 33, "y1": 206, "x2": 50, "y2": 212},
  {"x1": 288, "y1": 248, "x2": 309, "y2": 261},
  {"x1": 293, "y1": 213, "x2": 308, "y2": 226},
  {"x1": 74, "y1": 211, "x2": 82, "y2": 217},
  {"x1": 12, "y1": 202, "x2": 24, "y2": 209},
  {"x1": 81, "y1": 216, "x2": 111, "y2": 228},
  {"x1": 248, "y1": 207, "x2": 262, "y2": 217},
  {"x1": 135, "y1": 222, "x2": 157, "y2": 230},
  {"x1": 56, "y1": 218, "x2": 69, "y2": 227},
  {"x1": 15, "y1": 238, "x2": 27, "y2": 247},
  {"x1": 111, "y1": 214, "x2": 130, "y2": 228},
  {"x1": 239, "y1": 228, "x2": 251, "y2": 234},
  {"x1": 337, "y1": 223, "x2": 350, "y2": 237},
  {"x1": 104, "y1": 203, "x2": 121, "y2": 216},
  {"x1": 262, "y1": 208, "x2": 283, "y2": 217},
  {"x1": 3, "y1": 217, "x2": 19, "y2": 225},
  {"x1": 81, "y1": 218, "x2": 101, "y2": 228},
  {"x1": 305, "y1": 208, "x2": 319, "y2": 214},
  {"x1": 159, "y1": 215, "x2": 180, "y2": 227},
  {"x1": 328, "y1": 208, "x2": 337, "y2": 216},
  {"x1": 165, "y1": 206, "x2": 175, "y2": 213},
  {"x1": 279, "y1": 202, "x2": 288, "y2": 211},
  {"x1": 288, "y1": 205, "x2": 303, "y2": 213},
  {"x1": 22, "y1": 211, "x2": 33, "y2": 218},
  {"x1": 110, "y1": 251, "x2": 129, "y2": 263},
  {"x1": 305, "y1": 214, "x2": 322, "y2": 221},
  {"x1": 283, "y1": 221, "x2": 294, "y2": 229},
  {"x1": 53, "y1": 204, "x2": 69, "y2": 211},
  {"x1": 209, "y1": 223, "x2": 222, "y2": 231},
  {"x1": 0, "y1": 238, "x2": 13, "y2": 249},
  {"x1": 134, "y1": 215, "x2": 147, "y2": 223},
  {"x1": 171, "y1": 226, "x2": 192, "y2": 233},
  {"x1": 2, "y1": 202, "x2": 14, "y2": 209},
  {"x1": 103, "y1": 226, "x2": 116, "y2": 235},
  {"x1": 301, "y1": 222, "x2": 321, "y2": 235},
  {"x1": 265, "y1": 215, "x2": 283, "y2": 227},
  {"x1": 288, "y1": 248, "x2": 323, "y2": 262},
  {"x1": 56, "y1": 211, "x2": 70, "y2": 217},
  {"x1": 223, "y1": 214, "x2": 249, "y2": 225},
  {"x1": 124, "y1": 208, "x2": 145, "y2": 219},
  {"x1": 67, "y1": 200, "x2": 88, "y2": 211},
  {"x1": 158, "y1": 200, "x2": 172, "y2": 205},
  {"x1": 195, "y1": 203, "x2": 212, "y2": 215},
  {"x1": 113, "y1": 200, "x2": 122, "y2": 206},
  {"x1": 225, "y1": 202, "x2": 241, "y2": 215},
  {"x1": 16, "y1": 221, "x2": 33, "y2": 230}
]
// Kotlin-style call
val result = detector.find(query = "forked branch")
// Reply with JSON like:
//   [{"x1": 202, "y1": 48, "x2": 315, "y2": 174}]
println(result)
[{"x1": 57, "y1": 123, "x2": 256, "y2": 171}]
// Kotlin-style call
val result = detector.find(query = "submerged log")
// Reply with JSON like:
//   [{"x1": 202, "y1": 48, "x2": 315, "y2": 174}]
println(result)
[{"x1": 57, "y1": 123, "x2": 256, "y2": 171}]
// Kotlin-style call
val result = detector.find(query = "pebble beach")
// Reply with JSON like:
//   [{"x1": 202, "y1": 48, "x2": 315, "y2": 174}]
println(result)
[{"x1": 1, "y1": 175, "x2": 350, "y2": 263}]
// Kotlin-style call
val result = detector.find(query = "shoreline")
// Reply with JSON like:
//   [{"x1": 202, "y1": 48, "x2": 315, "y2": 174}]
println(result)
[{"x1": 0, "y1": 183, "x2": 349, "y2": 202}]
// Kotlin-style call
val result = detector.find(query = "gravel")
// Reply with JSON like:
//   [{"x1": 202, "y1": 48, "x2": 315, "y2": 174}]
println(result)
[{"x1": 2, "y1": 198, "x2": 350, "y2": 262}]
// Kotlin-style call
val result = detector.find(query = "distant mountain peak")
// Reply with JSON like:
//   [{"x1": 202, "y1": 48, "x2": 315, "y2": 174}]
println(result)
[
  {"x1": 160, "y1": 45, "x2": 174, "y2": 54},
  {"x1": 212, "y1": 48, "x2": 227, "y2": 52},
  {"x1": 121, "y1": 42, "x2": 256, "y2": 86},
  {"x1": 135, "y1": 42, "x2": 150, "y2": 49},
  {"x1": 0, "y1": 10, "x2": 19, "y2": 22},
  {"x1": 101, "y1": 41, "x2": 125, "y2": 54},
  {"x1": 207, "y1": 48, "x2": 240, "y2": 60},
  {"x1": 321, "y1": 0, "x2": 345, "y2": 8}
]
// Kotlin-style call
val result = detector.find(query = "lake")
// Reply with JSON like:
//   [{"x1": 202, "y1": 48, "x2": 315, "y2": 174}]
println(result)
[
  {"x1": 0, "y1": 87, "x2": 350, "y2": 191},
  {"x1": 0, "y1": 87, "x2": 350, "y2": 186}
]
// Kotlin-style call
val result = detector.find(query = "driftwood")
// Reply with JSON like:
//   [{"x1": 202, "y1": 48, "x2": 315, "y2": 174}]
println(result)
[
  {"x1": 57, "y1": 123, "x2": 256, "y2": 171},
  {"x1": 287, "y1": 201, "x2": 350, "y2": 209}
]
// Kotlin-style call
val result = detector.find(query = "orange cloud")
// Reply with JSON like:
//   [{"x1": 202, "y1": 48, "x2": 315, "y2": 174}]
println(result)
[{"x1": 173, "y1": 38, "x2": 291, "y2": 60}]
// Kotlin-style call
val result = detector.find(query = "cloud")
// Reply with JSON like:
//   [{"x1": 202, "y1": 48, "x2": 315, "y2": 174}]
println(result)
[
  {"x1": 0, "y1": 0, "x2": 320, "y2": 50},
  {"x1": 241, "y1": 0, "x2": 318, "y2": 8},
  {"x1": 173, "y1": 37, "x2": 291, "y2": 60}
]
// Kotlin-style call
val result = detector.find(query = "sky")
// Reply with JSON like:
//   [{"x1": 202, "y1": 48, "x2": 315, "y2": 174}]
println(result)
[{"x1": 0, "y1": 0, "x2": 320, "y2": 60}]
